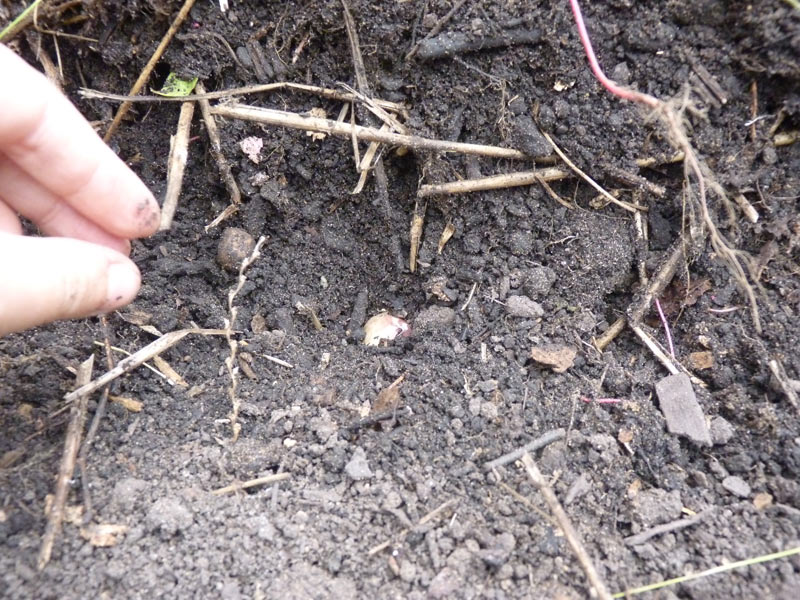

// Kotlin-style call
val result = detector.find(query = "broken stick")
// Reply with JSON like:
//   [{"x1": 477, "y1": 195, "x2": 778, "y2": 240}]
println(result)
[
  {"x1": 160, "y1": 100, "x2": 195, "y2": 230},
  {"x1": 209, "y1": 103, "x2": 529, "y2": 160},
  {"x1": 521, "y1": 453, "x2": 612, "y2": 600}
]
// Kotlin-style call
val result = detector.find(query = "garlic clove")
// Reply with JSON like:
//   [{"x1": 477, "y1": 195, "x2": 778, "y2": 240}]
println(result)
[{"x1": 363, "y1": 313, "x2": 410, "y2": 346}]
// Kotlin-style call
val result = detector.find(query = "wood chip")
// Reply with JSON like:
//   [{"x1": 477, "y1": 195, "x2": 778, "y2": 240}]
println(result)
[
  {"x1": 688, "y1": 351, "x2": 714, "y2": 370},
  {"x1": 80, "y1": 524, "x2": 129, "y2": 547},
  {"x1": 529, "y1": 345, "x2": 576, "y2": 373}
]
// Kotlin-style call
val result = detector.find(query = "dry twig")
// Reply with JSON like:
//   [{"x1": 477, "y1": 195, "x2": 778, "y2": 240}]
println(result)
[
  {"x1": 209, "y1": 103, "x2": 528, "y2": 159},
  {"x1": 38, "y1": 355, "x2": 94, "y2": 570},
  {"x1": 160, "y1": 101, "x2": 195, "y2": 230},
  {"x1": 624, "y1": 509, "x2": 712, "y2": 546},
  {"x1": 417, "y1": 167, "x2": 569, "y2": 198},
  {"x1": 64, "y1": 328, "x2": 227, "y2": 403},
  {"x1": 196, "y1": 81, "x2": 241, "y2": 230},
  {"x1": 521, "y1": 453, "x2": 612, "y2": 600},
  {"x1": 211, "y1": 472, "x2": 290, "y2": 496},
  {"x1": 483, "y1": 429, "x2": 565, "y2": 471},
  {"x1": 368, "y1": 498, "x2": 458, "y2": 556},
  {"x1": 542, "y1": 132, "x2": 644, "y2": 213},
  {"x1": 104, "y1": 0, "x2": 197, "y2": 141},
  {"x1": 82, "y1": 81, "x2": 408, "y2": 114}
]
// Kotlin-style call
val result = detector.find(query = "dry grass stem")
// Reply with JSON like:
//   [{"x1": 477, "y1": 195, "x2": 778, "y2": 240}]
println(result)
[
  {"x1": 81, "y1": 81, "x2": 408, "y2": 115},
  {"x1": 196, "y1": 82, "x2": 241, "y2": 230},
  {"x1": 630, "y1": 324, "x2": 705, "y2": 388},
  {"x1": 536, "y1": 173, "x2": 576, "y2": 209},
  {"x1": 409, "y1": 203, "x2": 425, "y2": 272},
  {"x1": 417, "y1": 167, "x2": 569, "y2": 198},
  {"x1": 64, "y1": 328, "x2": 227, "y2": 403},
  {"x1": 542, "y1": 132, "x2": 644, "y2": 213},
  {"x1": 768, "y1": 359, "x2": 799, "y2": 412},
  {"x1": 521, "y1": 453, "x2": 613, "y2": 600},
  {"x1": 38, "y1": 355, "x2": 94, "y2": 570},
  {"x1": 368, "y1": 499, "x2": 458, "y2": 556},
  {"x1": 210, "y1": 103, "x2": 529, "y2": 159},
  {"x1": 211, "y1": 472, "x2": 291, "y2": 495},
  {"x1": 160, "y1": 101, "x2": 195, "y2": 230}
]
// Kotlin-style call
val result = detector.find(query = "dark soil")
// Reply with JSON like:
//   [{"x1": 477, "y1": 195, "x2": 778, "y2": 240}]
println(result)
[{"x1": 2, "y1": 1, "x2": 800, "y2": 598}]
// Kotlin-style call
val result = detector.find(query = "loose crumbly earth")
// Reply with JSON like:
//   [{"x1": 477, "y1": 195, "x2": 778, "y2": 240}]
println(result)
[{"x1": 1, "y1": 1, "x2": 799, "y2": 598}]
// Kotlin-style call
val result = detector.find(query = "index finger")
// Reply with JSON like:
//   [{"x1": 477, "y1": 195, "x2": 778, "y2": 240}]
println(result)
[{"x1": 0, "y1": 44, "x2": 160, "y2": 238}]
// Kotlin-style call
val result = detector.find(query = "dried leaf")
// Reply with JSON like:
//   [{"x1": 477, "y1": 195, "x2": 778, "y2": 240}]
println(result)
[
  {"x1": 688, "y1": 351, "x2": 714, "y2": 370},
  {"x1": 152, "y1": 355, "x2": 188, "y2": 387},
  {"x1": 372, "y1": 375, "x2": 405, "y2": 414},
  {"x1": 618, "y1": 429, "x2": 634, "y2": 444},
  {"x1": 437, "y1": 222, "x2": 455, "y2": 255},
  {"x1": 627, "y1": 478, "x2": 642, "y2": 499},
  {"x1": 109, "y1": 395, "x2": 143, "y2": 413},
  {"x1": 80, "y1": 524, "x2": 128, "y2": 547},
  {"x1": 529, "y1": 345, "x2": 576, "y2": 373}
]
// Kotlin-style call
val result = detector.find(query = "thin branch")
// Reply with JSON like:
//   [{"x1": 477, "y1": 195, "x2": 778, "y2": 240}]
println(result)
[
  {"x1": 160, "y1": 101, "x2": 195, "y2": 230},
  {"x1": 81, "y1": 82, "x2": 407, "y2": 114},
  {"x1": 521, "y1": 453, "x2": 613, "y2": 600},
  {"x1": 196, "y1": 81, "x2": 241, "y2": 230},
  {"x1": 210, "y1": 103, "x2": 529, "y2": 159},
  {"x1": 418, "y1": 167, "x2": 570, "y2": 198},
  {"x1": 38, "y1": 355, "x2": 94, "y2": 570},
  {"x1": 483, "y1": 429, "x2": 566, "y2": 471},
  {"x1": 654, "y1": 298, "x2": 676, "y2": 359},
  {"x1": 211, "y1": 472, "x2": 290, "y2": 495},
  {"x1": 63, "y1": 328, "x2": 227, "y2": 403}
]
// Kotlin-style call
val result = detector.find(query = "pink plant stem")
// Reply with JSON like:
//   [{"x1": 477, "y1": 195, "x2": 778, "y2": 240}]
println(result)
[
  {"x1": 654, "y1": 298, "x2": 676, "y2": 359},
  {"x1": 567, "y1": 0, "x2": 660, "y2": 108}
]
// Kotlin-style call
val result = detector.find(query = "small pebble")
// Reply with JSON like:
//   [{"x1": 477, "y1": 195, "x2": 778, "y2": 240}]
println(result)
[
  {"x1": 217, "y1": 227, "x2": 256, "y2": 272},
  {"x1": 345, "y1": 447, "x2": 373, "y2": 480},
  {"x1": 710, "y1": 416, "x2": 735, "y2": 445},
  {"x1": 722, "y1": 475, "x2": 751, "y2": 498},
  {"x1": 145, "y1": 497, "x2": 193, "y2": 535},
  {"x1": 505, "y1": 295, "x2": 544, "y2": 318}
]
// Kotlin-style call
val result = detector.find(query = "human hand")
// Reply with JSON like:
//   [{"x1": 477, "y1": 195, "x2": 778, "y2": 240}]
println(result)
[{"x1": 0, "y1": 44, "x2": 160, "y2": 336}]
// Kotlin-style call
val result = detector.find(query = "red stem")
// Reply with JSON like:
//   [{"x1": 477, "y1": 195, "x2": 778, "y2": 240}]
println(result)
[{"x1": 568, "y1": 0, "x2": 660, "y2": 108}]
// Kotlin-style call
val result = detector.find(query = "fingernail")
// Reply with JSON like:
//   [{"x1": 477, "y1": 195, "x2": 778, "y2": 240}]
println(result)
[{"x1": 105, "y1": 261, "x2": 141, "y2": 309}]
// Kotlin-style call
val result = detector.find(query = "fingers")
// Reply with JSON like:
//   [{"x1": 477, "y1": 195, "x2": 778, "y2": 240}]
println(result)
[
  {"x1": 0, "y1": 201, "x2": 22, "y2": 234},
  {"x1": 0, "y1": 153, "x2": 130, "y2": 255},
  {"x1": 0, "y1": 44, "x2": 161, "y2": 239},
  {"x1": 0, "y1": 232, "x2": 141, "y2": 336}
]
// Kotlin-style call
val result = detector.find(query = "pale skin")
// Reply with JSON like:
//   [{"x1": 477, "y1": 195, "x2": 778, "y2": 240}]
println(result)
[{"x1": 0, "y1": 44, "x2": 161, "y2": 336}]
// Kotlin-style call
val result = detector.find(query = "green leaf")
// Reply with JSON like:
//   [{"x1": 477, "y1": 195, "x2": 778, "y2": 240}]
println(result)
[{"x1": 152, "y1": 73, "x2": 199, "y2": 97}]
